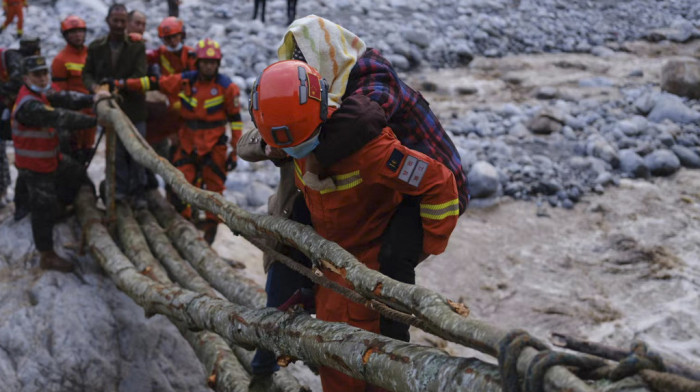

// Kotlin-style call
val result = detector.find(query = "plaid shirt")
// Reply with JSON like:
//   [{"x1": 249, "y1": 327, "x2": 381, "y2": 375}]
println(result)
[{"x1": 344, "y1": 48, "x2": 469, "y2": 213}]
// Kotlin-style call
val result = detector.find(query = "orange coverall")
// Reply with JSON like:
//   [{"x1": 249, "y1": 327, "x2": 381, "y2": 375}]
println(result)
[
  {"x1": 1, "y1": 0, "x2": 25, "y2": 35},
  {"x1": 144, "y1": 45, "x2": 196, "y2": 144},
  {"x1": 122, "y1": 72, "x2": 243, "y2": 220},
  {"x1": 51, "y1": 43, "x2": 96, "y2": 155},
  {"x1": 294, "y1": 127, "x2": 460, "y2": 392}
]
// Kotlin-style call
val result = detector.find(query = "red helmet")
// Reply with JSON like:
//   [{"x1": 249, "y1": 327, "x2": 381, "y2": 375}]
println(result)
[
  {"x1": 60, "y1": 16, "x2": 86, "y2": 33},
  {"x1": 158, "y1": 17, "x2": 185, "y2": 38},
  {"x1": 249, "y1": 60, "x2": 329, "y2": 148},
  {"x1": 195, "y1": 38, "x2": 222, "y2": 61}
]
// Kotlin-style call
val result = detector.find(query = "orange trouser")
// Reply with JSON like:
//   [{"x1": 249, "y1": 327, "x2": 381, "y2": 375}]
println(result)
[
  {"x1": 2, "y1": 4, "x2": 23, "y2": 33},
  {"x1": 315, "y1": 247, "x2": 389, "y2": 392},
  {"x1": 173, "y1": 143, "x2": 226, "y2": 221}
]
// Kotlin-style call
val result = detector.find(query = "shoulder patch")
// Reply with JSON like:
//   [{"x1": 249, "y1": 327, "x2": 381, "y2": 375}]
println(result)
[
  {"x1": 398, "y1": 155, "x2": 428, "y2": 187},
  {"x1": 386, "y1": 149, "x2": 404, "y2": 172}
]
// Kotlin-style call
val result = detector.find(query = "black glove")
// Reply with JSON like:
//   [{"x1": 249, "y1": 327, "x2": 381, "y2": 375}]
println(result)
[{"x1": 226, "y1": 154, "x2": 237, "y2": 171}]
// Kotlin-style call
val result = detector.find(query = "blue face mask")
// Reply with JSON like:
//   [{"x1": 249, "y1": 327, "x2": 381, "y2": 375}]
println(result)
[
  {"x1": 283, "y1": 132, "x2": 320, "y2": 159},
  {"x1": 166, "y1": 42, "x2": 183, "y2": 52},
  {"x1": 28, "y1": 76, "x2": 52, "y2": 94}
]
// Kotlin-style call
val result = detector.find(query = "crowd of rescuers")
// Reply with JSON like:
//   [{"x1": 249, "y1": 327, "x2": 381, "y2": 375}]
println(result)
[{"x1": 0, "y1": 6, "x2": 470, "y2": 392}]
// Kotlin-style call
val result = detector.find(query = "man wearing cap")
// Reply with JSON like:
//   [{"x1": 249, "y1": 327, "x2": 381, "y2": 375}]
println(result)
[
  {"x1": 0, "y1": 35, "x2": 40, "y2": 219},
  {"x1": 12, "y1": 55, "x2": 107, "y2": 272}
]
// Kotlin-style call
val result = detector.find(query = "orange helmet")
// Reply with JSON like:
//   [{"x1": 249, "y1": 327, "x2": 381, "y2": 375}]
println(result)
[
  {"x1": 195, "y1": 38, "x2": 222, "y2": 61},
  {"x1": 60, "y1": 16, "x2": 86, "y2": 33},
  {"x1": 158, "y1": 17, "x2": 185, "y2": 38},
  {"x1": 249, "y1": 60, "x2": 329, "y2": 149}
]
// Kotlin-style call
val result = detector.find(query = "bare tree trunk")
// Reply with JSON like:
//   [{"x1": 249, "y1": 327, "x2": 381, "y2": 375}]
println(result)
[
  {"x1": 146, "y1": 189, "x2": 266, "y2": 309},
  {"x1": 136, "y1": 206, "x2": 307, "y2": 391},
  {"x1": 135, "y1": 207, "x2": 221, "y2": 298},
  {"x1": 108, "y1": 194, "x2": 253, "y2": 392},
  {"x1": 76, "y1": 187, "x2": 504, "y2": 392}
]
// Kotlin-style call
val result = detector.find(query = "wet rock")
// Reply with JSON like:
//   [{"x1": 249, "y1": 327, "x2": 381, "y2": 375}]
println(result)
[
  {"x1": 619, "y1": 149, "x2": 649, "y2": 178},
  {"x1": 385, "y1": 54, "x2": 411, "y2": 71},
  {"x1": 579, "y1": 77, "x2": 614, "y2": 88},
  {"x1": 420, "y1": 80, "x2": 439, "y2": 92},
  {"x1": 627, "y1": 69, "x2": 644, "y2": 78},
  {"x1": 671, "y1": 145, "x2": 700, "y2": 168},
  {"x1": 634, "y1": 92, "x2": 657, "y2": 115},
  {"x1": 647, "y1": 94, "x2": 700, "y2": 124},
  {"x1": 402, "y1": 30, "x2": 432, "y2": 49},
  {"x1": 587, "y1": 136, "x2": 620, "y2": 168},
  {"x1": 614, "y1": 116, "x2": 648, "y2": 137},
  {"x1": 245, "y1": 181, "x2": 274, "y2": 207},
  {"x1": 535, "y1": 87, "x2": 558, "y2": 100},
  {"x1": 644, "y1": 149, "x2": 681, "y2": 176},
  {"x1": 527, "y1": 109, "x2": 565, "y2": 135},
  {"x1": 661, "y1": 59, "x2": 700, "y2": 100},
  {"x1": 467, "y1": 161, "x2": 500, "y2": 198},
  {"x1": 456, "y1": 86, "x2": 478, "y2": 95}
]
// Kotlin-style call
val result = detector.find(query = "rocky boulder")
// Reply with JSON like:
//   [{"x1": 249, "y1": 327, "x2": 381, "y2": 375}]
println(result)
[{"x1": 661, "y1": 59, "x2": 700, "y2": 100}]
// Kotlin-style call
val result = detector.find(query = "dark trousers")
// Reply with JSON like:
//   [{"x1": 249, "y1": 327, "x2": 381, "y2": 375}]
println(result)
[
  {"x1": 21, "y1": 157, "x2": 92, "y2": 251},
  {"x1": 115, "y1": 121, "x2": 148, "y2": 200},
  {"x1": 251, "y1": 195, "x2": 313, "y2": 375},
  {"x1": 287, "y1": 0, "x2": 297, "y2": 25},
  {"x1": 167, "y1": 0, "x2": 179, "y2": 17},
  {"x1": 378, "y1": 196, "x2": 423, "y2": 342},
  {"x1": 252, "y1": 0, "x2": 266, "y2": 22}
]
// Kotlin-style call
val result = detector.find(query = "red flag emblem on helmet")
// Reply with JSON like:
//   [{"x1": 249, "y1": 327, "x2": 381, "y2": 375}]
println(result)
[{"x1": 307, "y1": 72, "x2": 321, "y2": 102}]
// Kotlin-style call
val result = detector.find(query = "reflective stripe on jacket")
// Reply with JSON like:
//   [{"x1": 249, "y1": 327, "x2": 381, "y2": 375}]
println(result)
[{"x1": 11, "y1": 86, "x2": 60, "y2": 173}]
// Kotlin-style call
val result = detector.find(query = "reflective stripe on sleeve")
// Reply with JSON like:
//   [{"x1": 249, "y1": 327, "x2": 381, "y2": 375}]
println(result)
[{"x1": 420, "y1": 199, "x2": 459, "y2": 220}]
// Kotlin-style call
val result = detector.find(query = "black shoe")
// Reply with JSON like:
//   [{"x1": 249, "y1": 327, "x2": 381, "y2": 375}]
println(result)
[{"x1": 248, "y1": 373, "x2": 274, "y2": 392}]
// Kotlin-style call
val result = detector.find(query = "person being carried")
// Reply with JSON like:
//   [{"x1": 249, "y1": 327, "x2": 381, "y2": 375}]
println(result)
[
  {"x1": 114, "y1": 38, "x2": 242, "y2": 243},
  {"x1": 51, "y1": 15, "x2": 96, "y2": 166},
  {"x1": 250, "y1": 60, "x2": 460, "y2": 392},
  {"x1": 239, "y1": 15, "x2": 469, "y2": 387},
  {"x1": 12, "y1": 55, "x2": 107, "y2": 272}
]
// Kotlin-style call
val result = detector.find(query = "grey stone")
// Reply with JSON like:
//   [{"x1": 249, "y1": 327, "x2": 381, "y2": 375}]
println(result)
[
  {"x1": 661, "y1": 59, "x2": 700, "y2": 100},
  {"x1": 634, "y1": 93, "x2": 656, "y2": 115},
  {"x1": 402, "y1": 30, "x2": 432, "y2": 49},
  {"x1": 614, "y1": 116, "x2": 648, "y2": 137},
  {"x1": 586, "y1": 136, "x2": 620, "y2": 168},
  {"x1": 627, "y1": 69, "x2": 644, "y2": 78},
  {"x1": 385, "y1": 54, "x2": 411, "y2": 71},
  {"x1": 671, "y1": 145, "x2": 700, "y2": 168},
  {"x1": 467, "y1": 161, "x2": 500, "y2": 198},
  {"x1": 647, "y1": 94, "x2": 700, "y2": 124},
  {"x1": 456, "y1": 86, "x2": 478, "y2": 95},
  {"x1": 579, "y1": 77, "x2": 614, "y2": 88},
  {"x1": 527, "y1": 109, "x2": 565, "y2": 135},
  {"x1": 535, "y1": 87, "x2": 558, "y2": 100},
  {"x1": 245, "y1": 181, "x2": 274, "y2": 208},
  {"x1": 644, "y1": 149, "x2": 681, "y2": 176},
  {"x1": 619, "y1": 149, "x2": 649, "y2": 178}
]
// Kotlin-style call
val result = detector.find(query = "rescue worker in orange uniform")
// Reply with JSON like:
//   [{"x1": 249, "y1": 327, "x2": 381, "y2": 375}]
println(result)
[
  {"x1": 0, "y1": 0, "x2": 26, "y2": 38},
  {"x1": 250, "y1": 60, "x2": 460, "y2": 392},
  {"x1": 51, "y1": 15, "x2": 96, "y2": 165},
  {"x1": 144, "y1": 16, "x2": 196, "y2": 157},
  {"x1": 115, "y1": 38, "x2": 243, "y2": 243}
]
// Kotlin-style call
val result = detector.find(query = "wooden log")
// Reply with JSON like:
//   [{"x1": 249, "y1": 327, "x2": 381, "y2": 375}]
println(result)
[{"x1": 76, "y1": 187, "x2": 504, "y2": 392}]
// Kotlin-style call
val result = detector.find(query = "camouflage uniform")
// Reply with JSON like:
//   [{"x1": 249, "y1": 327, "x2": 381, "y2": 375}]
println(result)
[{"x1": 13, "y1": 88, "x2": 95, "y2": 251}]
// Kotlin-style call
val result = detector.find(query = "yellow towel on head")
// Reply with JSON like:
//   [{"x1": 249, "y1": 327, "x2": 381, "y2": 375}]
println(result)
[{"x1": 278, "y1": 14, "x2": 367, "y2": 108}]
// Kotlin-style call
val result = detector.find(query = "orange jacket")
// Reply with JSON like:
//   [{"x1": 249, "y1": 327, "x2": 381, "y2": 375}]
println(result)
[
  {"x1": 122, "y1": 72, "x2": 243, "y2": 156},
  {"x1": 146, "y1": 45, "x2": 196, "y2": 76},
  {"x1": 295, "y1": 127, "x2": 459, "y2": 392},
  {"x1": 295, "y1": 127, "x2": 459, "y2": 258},
  {"x1": 51, "y1": 44, "x2": 89, "y2": 94}
]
